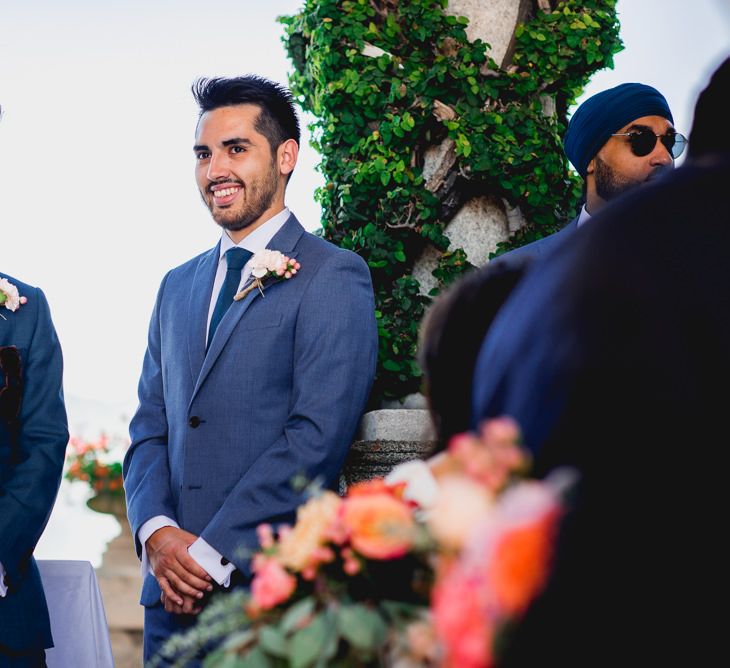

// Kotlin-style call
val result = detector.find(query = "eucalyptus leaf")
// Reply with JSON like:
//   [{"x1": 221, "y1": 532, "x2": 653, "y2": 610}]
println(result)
[
  {"x1": 289, "y1": 613, "x2": 329, "y2": 668},
  {"x1": 337, "y1": 604, "x2": 388, "y2": 652},
  {"x1": 281, "y1": 597, "x2": 316, "y2": 635}
]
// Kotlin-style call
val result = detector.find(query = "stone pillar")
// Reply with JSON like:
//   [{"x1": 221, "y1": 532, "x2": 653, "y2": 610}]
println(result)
[{"x1": 413, "y1": 0, "x2": 533, "y2": 294}]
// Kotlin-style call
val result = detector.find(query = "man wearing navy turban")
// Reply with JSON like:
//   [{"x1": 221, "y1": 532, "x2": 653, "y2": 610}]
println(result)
[{"x1": 492, "y1": 82, "x2": 683, "y2": 267}]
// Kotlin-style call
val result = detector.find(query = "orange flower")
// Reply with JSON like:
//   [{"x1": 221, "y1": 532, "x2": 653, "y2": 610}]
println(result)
[
  {"x1": 341, "y1": 486, "x2": 416, "y2": 560},
  {"x1": 490, "y1": 507, "x2": 560, "y2": 617}
]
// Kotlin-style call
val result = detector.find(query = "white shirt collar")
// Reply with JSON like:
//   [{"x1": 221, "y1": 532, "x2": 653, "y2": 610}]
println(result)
[
  {"x1": 576, "y1": 204, "x2": 592, "y2": 228},
  {"x1": 218, "y1": 207, "x2": 291, "y2": 258}
]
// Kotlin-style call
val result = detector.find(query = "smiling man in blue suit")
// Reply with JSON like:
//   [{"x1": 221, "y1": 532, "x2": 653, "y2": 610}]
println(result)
[
  {"x1": 0, "y1": 271, "x2": 68, "y2": 668},
  {"x1": 122, "y1": 76, "x2": 378, "y2": 664}
]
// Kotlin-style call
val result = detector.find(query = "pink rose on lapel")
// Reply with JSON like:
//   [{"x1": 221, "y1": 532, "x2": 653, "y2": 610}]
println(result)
[
  {"x1": 234, "y1": 250, "x2": 301, "y2": 301},
  {"x1": 0, "y1": 278, "x2": 27, "y2": 319}
]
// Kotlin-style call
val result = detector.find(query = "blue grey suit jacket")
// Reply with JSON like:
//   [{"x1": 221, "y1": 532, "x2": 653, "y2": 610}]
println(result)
[
  {"x1": 123, "y1": 215, "x2": 378, "y2": 606},
  {"x1": 489, "y1": 217, "x2": 580, "y2": 269},
  {"x1": 0, "y1": 274, "x2": 68, "y2": 653}
]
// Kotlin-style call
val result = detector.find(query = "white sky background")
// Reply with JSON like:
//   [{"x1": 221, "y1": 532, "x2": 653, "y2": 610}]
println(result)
[{"x1": 1, "y1": 0, "x2": 729, "y2": 430}]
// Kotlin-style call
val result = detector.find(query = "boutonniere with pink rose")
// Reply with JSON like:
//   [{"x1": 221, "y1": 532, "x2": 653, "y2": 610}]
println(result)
[
  {"x1": 234, "y1": 249, "x2": 300, "y2": 301},
  {"x1": 0, "y1": 278, "x2": 27, "y2": 320}
]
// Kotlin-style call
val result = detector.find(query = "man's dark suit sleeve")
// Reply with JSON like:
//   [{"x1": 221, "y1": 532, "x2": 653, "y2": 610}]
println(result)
[{"x1": 0, "y1": 288, "x2": 68, "y2": 583}]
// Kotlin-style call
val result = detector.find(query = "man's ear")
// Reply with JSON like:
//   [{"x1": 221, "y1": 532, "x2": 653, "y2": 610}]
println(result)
[
  {"x1": 278, "y1": 139, "x2": 298, "y2": 177},
  {"x1": 586, "y1": 157, "x2": 596, "y2": 175}
]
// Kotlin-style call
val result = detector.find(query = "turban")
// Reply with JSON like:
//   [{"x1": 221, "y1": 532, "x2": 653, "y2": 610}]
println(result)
[{"x1": 564, "y1": 83, "x2": 673, "y2": 178}]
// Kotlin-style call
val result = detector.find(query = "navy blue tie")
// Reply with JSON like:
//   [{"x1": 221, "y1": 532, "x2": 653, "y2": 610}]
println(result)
[{"x1": 207, "y1": 247, "x2": 252, "y2": 349}]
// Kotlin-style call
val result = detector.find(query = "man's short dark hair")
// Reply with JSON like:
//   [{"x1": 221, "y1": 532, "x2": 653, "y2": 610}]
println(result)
[{"x1": 192, "y1": 75, "x2": 301, "y2": 152}]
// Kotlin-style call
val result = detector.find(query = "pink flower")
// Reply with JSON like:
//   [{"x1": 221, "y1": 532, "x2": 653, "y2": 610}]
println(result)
[
  {"x1": 256, "y1": 523, "x2": 275, "y2": 550},
  {"x1": 432, "y1": 562, "x2": 493, "y2": 668},
  {"x1": 250, "y1": 558, "x2": 296, "y2": 611},
  {"x1": 448, "y1": 416, "x2": 527, "y2": 492}
]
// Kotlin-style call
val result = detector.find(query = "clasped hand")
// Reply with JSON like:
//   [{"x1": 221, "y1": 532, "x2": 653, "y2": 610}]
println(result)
[{"x1": 146, "y1": 526, "x2": 213, "y2": 615}]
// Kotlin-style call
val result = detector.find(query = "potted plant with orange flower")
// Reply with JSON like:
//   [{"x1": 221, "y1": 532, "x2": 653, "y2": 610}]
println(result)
[{"x1": 65, "y1": 433, "x2": 128, "y2": 518}]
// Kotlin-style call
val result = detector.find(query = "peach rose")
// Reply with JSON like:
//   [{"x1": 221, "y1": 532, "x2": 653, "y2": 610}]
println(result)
[
  {"x1": 427, "y1": 475, "x2": 494, "y2": 551},
  {"x1": 341, "y1": 487, "x2": 416, "y2": 560},
  {"x1": 277, "y1": 491, "x2": 342, "y2": 572}
]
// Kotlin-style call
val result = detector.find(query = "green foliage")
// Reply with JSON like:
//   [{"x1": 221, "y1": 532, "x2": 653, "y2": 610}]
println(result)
[
  {"x1": 280, "y1": 0, "x2": 622, "y2": 403},
  {"x1": 153, "y1": 562, "x2": 431, "y2": 667}
]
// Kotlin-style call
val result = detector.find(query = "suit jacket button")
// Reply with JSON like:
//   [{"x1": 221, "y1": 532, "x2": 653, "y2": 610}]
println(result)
[
  {"x1": 188, "y1": 416, "x2": 201, "y2": 428},
  {"x1": 220, "y1": 557, "x2": 229, "y2": 566}
]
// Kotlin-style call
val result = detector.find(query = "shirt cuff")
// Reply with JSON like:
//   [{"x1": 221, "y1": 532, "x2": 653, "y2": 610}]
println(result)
[
  {"x1": 188, "y1": 538, "x2": 236, "y2": 587},
  {"x1": 138, "y1": 515, "x2": 179, "y2": 578},
  {"x1": 0, "y1": 561, "x2": 6, "y2": 597}
]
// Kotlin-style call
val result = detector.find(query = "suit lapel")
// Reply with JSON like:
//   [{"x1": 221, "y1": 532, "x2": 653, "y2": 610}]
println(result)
[
  {"x1": 187, "y1": 243, "x2": 220, "y2": 384},
  {"x1": 190, "y1": 214, "x2": 306, "y2": 404}
]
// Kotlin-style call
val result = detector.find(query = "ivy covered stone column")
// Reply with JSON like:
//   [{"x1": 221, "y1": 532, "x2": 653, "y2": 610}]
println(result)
[{"x1": 281, "y1": 0, "x2": 622, "y2": 481}]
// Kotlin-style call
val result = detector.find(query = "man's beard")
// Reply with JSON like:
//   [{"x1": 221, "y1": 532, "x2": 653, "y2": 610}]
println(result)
[
  {"x1": 593, "y1": 156, "x2": 645, "y2": 202},
  {"x1": 205, "y1": 160, "x2": 279, "y2": 231}
]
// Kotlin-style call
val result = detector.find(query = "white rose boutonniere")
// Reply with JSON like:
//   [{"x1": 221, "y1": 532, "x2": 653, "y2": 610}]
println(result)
[
  {"x1": 234, "y1": 250, "x2": 301, "y2": 301},
  {"x1": 0, "y1": 278, "x2": 27, "y2": 320}
]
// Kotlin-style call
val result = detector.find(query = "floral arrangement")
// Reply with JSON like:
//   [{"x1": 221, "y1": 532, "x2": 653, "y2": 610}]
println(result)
[
  {"x1": 0, "y1": 277, "x2": 27, "y2": 319},
  {"x1": 154, "y1": 418, "x2": 574, "y2": 668},
  {"x1": 64, "y1": 433, "x2": 126, "y2": 495},
  {"x1": 234, "y1": 250, "x2": 300, "y2": 301}
]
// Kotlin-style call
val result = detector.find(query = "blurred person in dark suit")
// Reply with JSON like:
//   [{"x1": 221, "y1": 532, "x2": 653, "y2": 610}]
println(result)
[
  {"x1": 418, "y1": 259, "x2": 530, "y2": 451},
  {"x1": 471, "y1": 57, "x2": 730, "y2": 665}
]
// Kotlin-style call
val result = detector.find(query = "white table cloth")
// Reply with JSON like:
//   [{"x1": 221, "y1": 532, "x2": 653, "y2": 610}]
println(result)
[{"x1": 37, "y1": 560, "x2": 115, "y2": 668}]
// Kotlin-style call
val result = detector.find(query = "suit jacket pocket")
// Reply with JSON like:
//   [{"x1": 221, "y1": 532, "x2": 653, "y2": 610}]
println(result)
[{"x1": 237, "y1": 312, "x2": 282, "y2": 331}]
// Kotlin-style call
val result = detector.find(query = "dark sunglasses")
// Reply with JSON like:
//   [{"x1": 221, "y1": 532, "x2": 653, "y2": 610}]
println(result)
[
  {"x1": 0, "y1": 345, "x2": 22, "y2": 422},
  {"x1": 610, "y1": 128, "x2": 687, "y2": 159}
]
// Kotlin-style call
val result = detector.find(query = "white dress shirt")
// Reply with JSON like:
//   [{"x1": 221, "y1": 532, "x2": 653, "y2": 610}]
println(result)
[
  {"x1": 576, "y1": 204, "x2": 592, "y2": 228},
  {"x1": 0, "y1": 563, "x2": 6, "y2": 596},
  {"x1": 138, "y1": 207, "x2": 291, "y2": 587}
]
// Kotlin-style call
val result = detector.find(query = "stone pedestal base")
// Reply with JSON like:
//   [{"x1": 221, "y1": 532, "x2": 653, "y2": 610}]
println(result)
[
  {"x1": 341, "y1": 408, "x2": 437, "y2": 489},
  {"x1": 87, "y1": 493, "x2": 144, "y2": 668}
]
